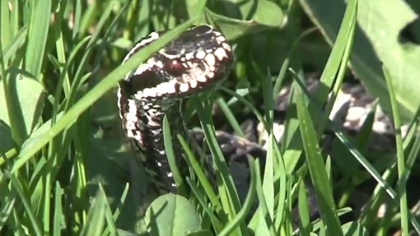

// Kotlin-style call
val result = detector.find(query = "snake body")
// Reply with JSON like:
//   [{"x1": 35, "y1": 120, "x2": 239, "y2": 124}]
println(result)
[{"x1": 117, "y1": 25, "x2": 236, "y2": 193}]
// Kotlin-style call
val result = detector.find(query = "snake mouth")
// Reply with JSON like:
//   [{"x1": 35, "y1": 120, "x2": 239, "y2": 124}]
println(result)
[{"x1": 120, "y1": 24, "x2": 235, "y2": 101}]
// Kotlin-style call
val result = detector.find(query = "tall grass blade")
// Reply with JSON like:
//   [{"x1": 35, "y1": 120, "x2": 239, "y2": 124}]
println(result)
[
  {"x1": 295, "y1": 86, "x2": 343, "y2": 235},
  {"x1": 383, "y1": 66, "x2": 409, "y2": 235}
]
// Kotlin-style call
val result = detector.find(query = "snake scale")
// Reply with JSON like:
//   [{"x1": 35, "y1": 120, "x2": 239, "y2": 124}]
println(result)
[{"x1": 116, "y1": 24, "x2": 399, "y2": 224}]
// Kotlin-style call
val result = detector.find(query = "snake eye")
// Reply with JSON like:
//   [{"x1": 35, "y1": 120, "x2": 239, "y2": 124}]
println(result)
[
  {"x1": 122, "y1": 69, "x2": 165, "y2": 96},
  {"x1": 164, "y1": 59, "x2": 185, "y2": 77}
]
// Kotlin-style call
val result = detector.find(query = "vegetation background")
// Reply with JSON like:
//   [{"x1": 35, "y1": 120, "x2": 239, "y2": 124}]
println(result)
[{"x1": 1, "y1": 0, "x2": 420, "y2": 235}]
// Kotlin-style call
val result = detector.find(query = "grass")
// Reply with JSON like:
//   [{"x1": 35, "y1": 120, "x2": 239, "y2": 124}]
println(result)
[{"x1": 1, "y1": 0, "x2": 420, "y2": 236}]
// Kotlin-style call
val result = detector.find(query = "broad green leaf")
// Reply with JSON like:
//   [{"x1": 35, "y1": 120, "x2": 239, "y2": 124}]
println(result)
[
  {"x1": 203, "y1": 9, "x2": 279, "y2": 41},
  {"x1": 145, "y1": 194, "x2": 202, "y2": 236},
  {"x1": 0, "y1": 72, "x2": 44, "y2": 145},
  {"x1": 220, "y1": 0, "x2": 284, "y2": 27},
  {"x1": 184, "y1": 0, "x2": 283, "y2": 41},
  {"x1": 252, "y1": 0, "x2": 284, "y2": 27}
]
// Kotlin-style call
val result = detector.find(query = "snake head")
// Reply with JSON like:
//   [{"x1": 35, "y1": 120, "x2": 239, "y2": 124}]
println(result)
[{"x1": 119, "y1": 24, "x2": 235, "y2": 101}]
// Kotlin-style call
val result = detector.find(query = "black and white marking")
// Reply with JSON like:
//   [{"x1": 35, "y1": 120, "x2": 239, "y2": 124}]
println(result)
[{"x1": 117, "y1": 24, "x2": 235, "y2": 193}]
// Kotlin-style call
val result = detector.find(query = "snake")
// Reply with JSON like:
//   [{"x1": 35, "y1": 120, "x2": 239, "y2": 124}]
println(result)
[
  {"x1": 116, "y1": 24, "x2": 307, "y2": 223},
  {"x1": 116, "y1": 24, "x2": 401, "y2": 225},
  {"x1": 117, "y1": 24, "x2": 238, "y2": 194}
]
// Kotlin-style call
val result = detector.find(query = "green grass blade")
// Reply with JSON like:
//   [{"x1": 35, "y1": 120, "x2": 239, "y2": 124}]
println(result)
[
  {"x1": 355, "y1": 101, "x2": 378, "y2": 150},
  {"x1": 73, "y1": 0, "x2": 82, "y2": 39},
  {"x1": 186, "y1": 177, "x2": 224, "y2": 233},
  {"x1": 9, "y1": 172, "x2": 43, "y2": 236},
  {"x1": 79, "y1": 186, "x2": 107, "y2": 236},
  {"x1": 317, "y1": 6, "x2": 357, "y2": 136},
  {"x1": 272, "y1": 27, "x2": 317, "y2": 99},
  {"x1": 2, "y1": 27, "x2": 27, "y2": 63},
  {"x1": 109, "y1": 183, "x2": 130, "y2": 233},
  {"x1": 51, "y1": 0, "x2": 72, "y2": 99},
  {"x1": 9, "y1": 0, "x2": 19, "y2": 40},
  {"x1": 297, "y1": 180, "x2": 311, "y2": 236},
  {"x1": 64, "y1": 3, "x2": 115, "y2": 111},
  {"x1": 218, "y1": 158, "x2": 258, "y2": 236},
  {"x1": 253, "y1": 153, "x2": 276, "y2": 236},
  {"x1": 101, "y1": 184, "x2": 120, "y2": 236},
  {"x1": 0, "y1": 190, "x2": 15, "y2": 231},
  {"x1": 163, "y1": 115, "x2": 186, "y2": 195},
  {"x1": 219, "y1": 86, "x2": 268, "y2": 130},
  {"x1": 25, "y1": 0, "x2": 51, "y2": 78},
  {"x1": 260, "y1": 68, "x2": 275, "y2": 219},
  {"x1": 0, "y1": 0, "x2": 12, "y2": 51},
  {"x1": 194, "y1": 98, "x2": 240, "y2": 204},
  {"x1": 217, "y1": 97, "x2": 245, "y2": 137},
  {"x1": 193, "y1": 96, "x2": 247, "y2": 234},
  {"x1": 273, "y1": 134, "x2": 288, "y2": 231},
  {"x1": 53, "y1": 182, "x2": 63, "y2": 236},
  {"x1": 295, "y1": 86, "x2": 343, "y2": 236},
  {"x1": 383, "y1": 65, "x2": 409, "y2": 235},
  {"x1": 402, "y1": 118, "x2": 420, "y2": 185},
  {"x1": 177, "y1": 134, "x2": 222, "y2": 214}
]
